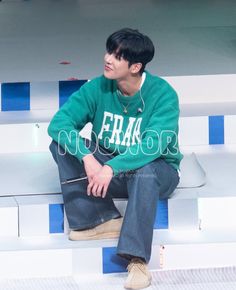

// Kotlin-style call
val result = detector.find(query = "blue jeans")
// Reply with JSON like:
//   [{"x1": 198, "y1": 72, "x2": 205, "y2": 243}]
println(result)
[{"x1": 49, "y1": 139, "x2": 179, "y2": 262}]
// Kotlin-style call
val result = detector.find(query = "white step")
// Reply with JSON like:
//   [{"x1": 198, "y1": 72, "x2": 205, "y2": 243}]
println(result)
[
  {"x1": 1, "y1": 229, "x2": 236, "y2": 279},
  {"x1": 0, "y1": 235, "x2": 160, "y2": 278},
  {"x1": 0, "y1": 193, "x2": 170, "y2": 237},
  {"x1": 0, "y1": 197, "x2": 18, "y2": 237},
  {"x1": 1, "y1": 266, "x2": 236, "y2": 290},
  {"x1": 1, "y1": 114, "x2": 236, "y2": 155},
  {"x1": 77, "y1": 266, "x2": 236, "y2": 290},
  {"x1": 160, "y1": 243, "x2": 236, "y2": 270},
  {"x1": 1, "y1": 187, "x2": 236, "y2": 238}
]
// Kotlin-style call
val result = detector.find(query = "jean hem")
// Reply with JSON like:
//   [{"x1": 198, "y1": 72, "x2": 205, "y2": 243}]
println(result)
[
  {"x1": 69, "y1": 212, "x2": 122, "y2": 230},
  {"x1": 117, "y1": 249, "x2": 149, "y2": 264}
]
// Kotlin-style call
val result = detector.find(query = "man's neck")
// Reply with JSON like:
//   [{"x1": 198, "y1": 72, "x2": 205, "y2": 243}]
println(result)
[{"x1": 117, "y1": 74, "x2": 143, "y2": 97}]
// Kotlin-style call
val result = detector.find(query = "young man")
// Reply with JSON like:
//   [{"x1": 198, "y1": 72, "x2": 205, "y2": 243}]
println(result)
[{"x1": 48, "y1": 28, "x2": 182, "y2": 289}]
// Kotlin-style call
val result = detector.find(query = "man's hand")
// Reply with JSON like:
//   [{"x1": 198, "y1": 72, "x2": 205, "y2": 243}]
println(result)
[
  {"x1": 82, "y1": 154, "x2": 102, "y2": 183},
  {"x1": 87, "y1": 165, "x2": 113, "y2": 198}
]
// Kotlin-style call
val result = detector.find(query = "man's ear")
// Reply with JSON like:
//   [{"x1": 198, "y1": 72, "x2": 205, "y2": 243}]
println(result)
[{"x1": 130, "y1": 63, "x2": 142, "y2": 74}]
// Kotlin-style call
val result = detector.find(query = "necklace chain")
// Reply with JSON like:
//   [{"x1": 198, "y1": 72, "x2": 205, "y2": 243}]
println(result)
[
  {"x1": 117, "y1": 90, "x2": 131, "y2": 114},
  {"x1": 116, "y1": 73, "x2": 146, "y2": 114}
]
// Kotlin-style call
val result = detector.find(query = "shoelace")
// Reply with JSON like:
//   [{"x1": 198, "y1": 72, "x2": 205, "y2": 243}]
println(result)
[{"x1": 127, "y1": 259, "x2": 147, "y2": 275}]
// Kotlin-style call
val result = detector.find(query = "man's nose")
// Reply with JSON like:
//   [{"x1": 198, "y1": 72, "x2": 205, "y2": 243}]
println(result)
[{"x1": 105, "y1": 53, "x2": 113, "y2": 63}]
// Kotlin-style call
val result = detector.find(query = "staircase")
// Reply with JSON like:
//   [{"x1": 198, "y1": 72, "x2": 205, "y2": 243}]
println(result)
[{"x1": 0, "y1": 78, "x2": 236, "y2": 288}]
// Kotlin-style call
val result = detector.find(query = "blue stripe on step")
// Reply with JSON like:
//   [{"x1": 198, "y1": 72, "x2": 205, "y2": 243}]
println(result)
[
  {"x1": 49, "y1": 204, "x2": 64, "y2": 233},
  {"x1": 154, "y1": 199, "x2": 168, "y2": 229},
  {"x1": 59, "y1": 80, "x2": 87, "y2": 107},
  {"x1": 102, "y1": 247, "x2": 128, "y2": 274},
  {"x1": 209, "y1": 115, "x2": 224, "y2": 144},
  {"x1": 1, "y1": 82, "x2": 30, "y2": 111}
]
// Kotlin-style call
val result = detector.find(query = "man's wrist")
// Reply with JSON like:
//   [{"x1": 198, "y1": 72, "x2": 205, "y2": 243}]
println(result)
[
  {"x1": 103, "y1": 164, "x2": 114, "y2": 175},
  {"x1": 82, "y1": 153, "x2": 94, "y2": 162}
]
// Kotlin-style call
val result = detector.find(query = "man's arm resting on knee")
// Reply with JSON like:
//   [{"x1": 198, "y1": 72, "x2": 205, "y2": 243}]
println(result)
[{"x1": 82, "y1": 154, "x2": 114, "y2": 198}]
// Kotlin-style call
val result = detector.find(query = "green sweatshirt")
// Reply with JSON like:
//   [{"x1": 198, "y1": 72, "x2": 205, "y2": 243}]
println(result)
[{"x1": 48, "y1": 71, "x2": 183, "y2": 175}]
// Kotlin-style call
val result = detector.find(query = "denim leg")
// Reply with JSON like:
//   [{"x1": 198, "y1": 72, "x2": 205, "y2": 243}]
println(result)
[
  {"x1": 49, "y1": 140, "x2": 122, "y2": 230},
  {"x1": 117, "y1": 159, "x2": 179, "y2": 263}
]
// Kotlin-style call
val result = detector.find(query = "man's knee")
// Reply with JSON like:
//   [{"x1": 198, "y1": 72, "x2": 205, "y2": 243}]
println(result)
[
  {"x1": 49, "y1": 140, "x2": 68, "y2": 163},
  {"x1": 49, "y1": 140, "x2": 60, "y2": 163},
  {"x1": 132, "y1": 161, "x2": 158, "y2": 179},
  {"x1": 49, "y1": 140, "x2": 58, "y2": 153},
  {"x1": 49, "y1": 140, "x2": 67, "y2": 155},
  {"x1": 125, "y1": 163, "x2": 159, "y2": 199}
]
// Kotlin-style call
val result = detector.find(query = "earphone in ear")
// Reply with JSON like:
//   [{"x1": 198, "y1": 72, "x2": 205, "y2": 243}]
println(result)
[
  {"x1": 137, "y1": 88, "x2": 145, "y2": 114},
  {"x1": 137, "y1": 108, "x2": 143, "y2": 113}
]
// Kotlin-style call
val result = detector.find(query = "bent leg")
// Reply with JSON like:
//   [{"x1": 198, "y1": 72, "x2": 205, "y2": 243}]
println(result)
[
  {"x1": 117, "y1": 159, "x2": 179, "y2": 262},
  {"x1": 49, "y1": 140, "x2": 123, "y2": 230}
]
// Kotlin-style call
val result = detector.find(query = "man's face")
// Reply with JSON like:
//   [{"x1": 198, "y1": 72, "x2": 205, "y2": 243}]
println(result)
[{"x1": 104, "y1": 52, "x2": 131, "y2": 80}]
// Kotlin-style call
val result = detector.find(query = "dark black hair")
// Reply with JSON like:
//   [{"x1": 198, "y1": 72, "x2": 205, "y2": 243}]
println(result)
[{"x1": 106, "y1": 28, "x2": 155, "y2": 75}]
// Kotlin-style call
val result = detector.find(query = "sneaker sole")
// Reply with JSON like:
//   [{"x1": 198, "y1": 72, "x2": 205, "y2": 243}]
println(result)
[
  {"x1": 124, "y1": 280, "x2": 151, "y2": 290},
  {"x1": 69, "y1": 231, "x2": 120, "y2": 241}
]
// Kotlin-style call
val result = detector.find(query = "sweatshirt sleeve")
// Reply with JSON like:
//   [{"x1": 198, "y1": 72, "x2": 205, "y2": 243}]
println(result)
[
  {"x1": 48, "y1": 81, "x2": 97, "y2": 162},
  {"x1": 104, "y1": 88, "x2": 180, "y2": 175}
]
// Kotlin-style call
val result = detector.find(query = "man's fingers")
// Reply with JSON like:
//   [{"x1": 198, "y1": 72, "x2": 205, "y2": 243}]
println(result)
[
  {"x1": 87, "y1": 181, "x2": 93, "y2": 196},
  {"x1": 102, "y1": 185, "x2": 108, "y2": 198},
  {"x1": 91, "y1": 183, "x2": 99, "y2": 196},
  {"x1": 96, "y1": 185, "x2": 103, "y2": 197}
]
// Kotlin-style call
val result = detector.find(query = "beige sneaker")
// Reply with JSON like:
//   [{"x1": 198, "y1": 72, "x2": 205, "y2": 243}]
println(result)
[
  {"x1": 124, "y1": 258, "x2": 152, "y2": 290},
  {"x1": 69, "y1": 217, "x2": 123, "y2": 241}
]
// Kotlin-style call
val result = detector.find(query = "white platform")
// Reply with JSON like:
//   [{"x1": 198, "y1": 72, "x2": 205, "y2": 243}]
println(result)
[
  {"x1": 0, "y1": 145, "x2": 235, "y2": 198},
  {"x1": 1, "y1": 266, "x2": 236, "y2": 290},
  {"x1": 0, "y1": 101, "x2": 236, "y2": 125},
  {"x1": 0, "y1": 197, "x2": 18, "y2": 237},
  {"x1": 0, "y1": 230, "x2": 236, "y2": 278}
]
